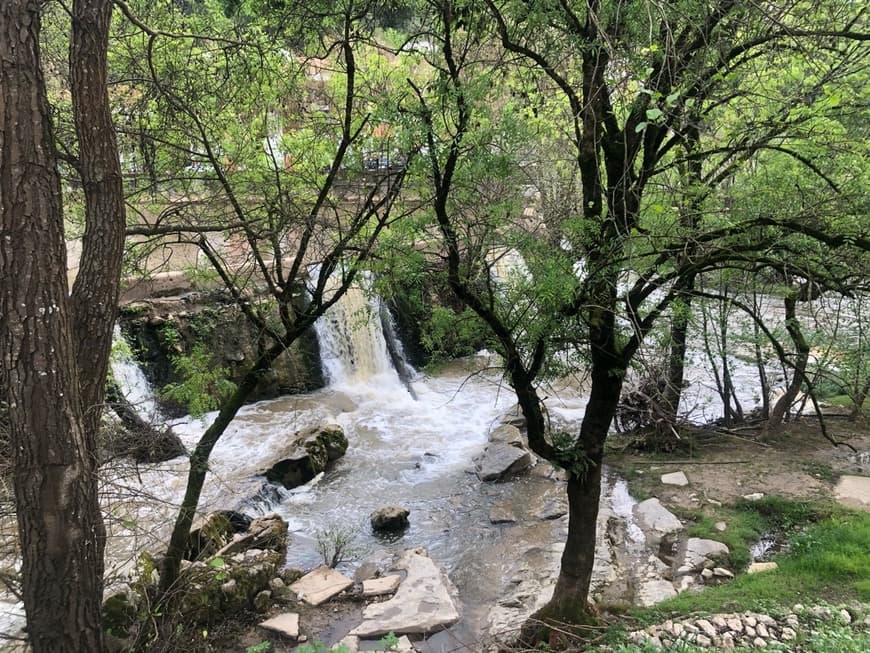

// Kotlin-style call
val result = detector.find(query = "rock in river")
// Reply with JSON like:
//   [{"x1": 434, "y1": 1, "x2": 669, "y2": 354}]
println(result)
[
  {"x1": 260, "y1": 424, "x2": 347, "y2": 489},
  {"x1": 370, "y1": 505, "x2": 410, "y2": 532},
  {"x1": 350, "y1": 549, "x2": 460, "y2": 637}
]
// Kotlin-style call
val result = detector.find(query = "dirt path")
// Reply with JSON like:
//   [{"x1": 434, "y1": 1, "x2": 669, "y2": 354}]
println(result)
[{"x1": 608, "y1": 417, "x2": 870, "y2": 512}]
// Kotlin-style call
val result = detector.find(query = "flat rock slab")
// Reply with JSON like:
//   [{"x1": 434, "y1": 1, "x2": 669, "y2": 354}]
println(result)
[
  {"x1": 661, "y1": 471, "x2": 689, "y2": 486},
  {"x1": 362, "y1": 574, "x2": 402, "y2": 597},
  {"x1": 636, "y1": 579, "x2": 678, "y2": 607},
  {"x1": 748, "y1": 561, "x2": 778, "y2": 574},
  {"x1": 289, "y1": 566, "x2": 352, "y2": 606},
  {"x1": 477, "y1": 443, "x2": 532, "y2": 482},
  {"x1": 834, "y1": 475, "x2": 870, "y2": 510},
  {"x1": 350, "y1": 550, "x2": 459, "y2": 637},
  {"x1": 259, "y1": 612, "x2": 299, "y2": 639}
]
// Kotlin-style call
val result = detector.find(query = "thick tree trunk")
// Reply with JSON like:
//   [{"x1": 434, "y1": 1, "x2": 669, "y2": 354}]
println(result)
[
  {"x1": 527, "y1": 360, "x2": 622, "y2": 641},
  {"x1": 0, "y1": 2, "x2": 105, "y2": 649},
  {"x1": 70, "y1": 0, "x2": 127, "y2": 437}
]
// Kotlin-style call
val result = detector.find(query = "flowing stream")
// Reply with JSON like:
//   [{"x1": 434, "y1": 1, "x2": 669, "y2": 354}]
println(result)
[{"x1": 0, "y1": 285, "x2": 801, "y2": 648}]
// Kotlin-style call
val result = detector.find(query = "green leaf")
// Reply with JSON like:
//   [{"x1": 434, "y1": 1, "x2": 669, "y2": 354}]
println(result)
[
  {"x1": 645, "y1": 107, "x2": 663, "y2": 121},
  {"x1": 635, "y1": 122, "x2": 648, "y2": 133},
  {"x1": 207, "y1": 557, "x2": 226, "y2": 569}
]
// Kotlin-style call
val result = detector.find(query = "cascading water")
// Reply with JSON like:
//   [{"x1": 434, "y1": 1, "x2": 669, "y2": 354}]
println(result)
[
  {"x1": 313, "y1": 281, "x2": 405, "y2": 390},
  {"x1": 110, "y1": 325, "x2": 161, "y2": 423}
]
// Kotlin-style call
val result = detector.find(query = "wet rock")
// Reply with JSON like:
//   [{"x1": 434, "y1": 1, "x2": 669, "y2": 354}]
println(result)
[
  {"x1": 350, "y1": 549, "x2": 460, "y2": 637},
  {"x1": 370, "y1": 505, "x2": 410, "y2": 532},
  {"x1": 661, "y1": 471, "x2": 689, "y2": 486},
  {"x1": 476, "y1": 443, "x2": 533, "y2": 482},
  {"x1": 260, "y1": 424, "x2": 348, "y2": 489},
  {"x1": 259, "y1": 612, "x2": 300, "y2": 639},
  {"x1": 289, "y1": 566, "x2": 353, "y2": 606},
  {"x1": 488, "y1": 424, "x2": 524, "y2": 446}
]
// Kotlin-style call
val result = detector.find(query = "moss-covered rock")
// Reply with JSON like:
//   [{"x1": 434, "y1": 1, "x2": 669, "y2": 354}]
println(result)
[{"x1": 262, "y1": 424, "x2": 348, "y2": 490}]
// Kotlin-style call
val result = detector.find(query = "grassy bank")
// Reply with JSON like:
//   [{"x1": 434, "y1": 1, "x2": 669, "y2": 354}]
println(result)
[{"x1": 590, "y1": 506, "x2": 870, "y2": 652}]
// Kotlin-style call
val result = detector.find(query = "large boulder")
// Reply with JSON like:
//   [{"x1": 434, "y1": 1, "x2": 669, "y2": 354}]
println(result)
[
  {"x1": 633, "y1": 498, "x2": 684, "y2": 553},
  {"x1": 370, "y1": 505, "x2": 410, "y2": 532},
  {"x1": 476, "y1": 443, "x2": 533, "y2": 482},
  {"x1": 261, "y1": 424, "x2": 348, "y2": 489},
  {"x1": 675, "y1": 537, "x2": 730, "y2": 575}
]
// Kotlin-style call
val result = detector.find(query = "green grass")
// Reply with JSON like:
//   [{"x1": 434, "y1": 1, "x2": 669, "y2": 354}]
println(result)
[
  {"x1": 682, "y1": 496, "x2": 834, "y2": 570},
  {"x1": 634, "y1": 509, "x2": 870, "y2": 622}
]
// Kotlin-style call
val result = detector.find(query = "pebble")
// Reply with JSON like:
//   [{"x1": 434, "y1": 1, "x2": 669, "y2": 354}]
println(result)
[{"x1": 625, "y1": 605, "x2": 868, "y2": 649}]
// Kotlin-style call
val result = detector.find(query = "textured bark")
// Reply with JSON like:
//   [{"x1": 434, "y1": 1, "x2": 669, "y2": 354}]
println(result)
[
  {"x1": 0, "y1": 1, "x2": 107, "y2": 649},
  {"x1": 70, "y1": 0, "x2": 127, "y2": 437}
]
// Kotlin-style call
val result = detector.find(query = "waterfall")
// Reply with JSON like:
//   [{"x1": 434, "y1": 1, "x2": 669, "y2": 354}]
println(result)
[
  {"x1": 110, "y1": 325, "x2": 161, "y2": 423},
  {"x1": 313, "y1": 280, "x2": 416, "y2": 394}
]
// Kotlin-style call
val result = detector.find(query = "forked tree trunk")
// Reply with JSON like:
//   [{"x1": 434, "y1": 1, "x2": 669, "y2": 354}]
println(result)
[
  {"x1": 0, "y1": 2, "x2": 109, "y2": 649},
  {"x1": 769, "y1": 295, "x2": 810, "y2": 427}
]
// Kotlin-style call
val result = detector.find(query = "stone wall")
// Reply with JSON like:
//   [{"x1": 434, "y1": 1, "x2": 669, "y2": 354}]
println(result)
[{"x1": 119, "y1": 291, "x2": 324, "y2": 414}]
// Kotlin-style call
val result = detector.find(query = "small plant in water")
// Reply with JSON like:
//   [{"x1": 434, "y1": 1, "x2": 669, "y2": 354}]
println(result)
[{"x1": 315, "y1": 523, "x2": 360, "y2": 568}]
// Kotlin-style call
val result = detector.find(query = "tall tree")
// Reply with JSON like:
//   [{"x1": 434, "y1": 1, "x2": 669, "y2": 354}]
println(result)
[
  {"x1": 107, "y1": 0, "x2": 417, "y2": 591},
  {"x1": 0, "y1": 0, "x2": 125, "y2": 649},
  {"x1": 412, "y1": 0, "x2": 868, "y2": 642}
]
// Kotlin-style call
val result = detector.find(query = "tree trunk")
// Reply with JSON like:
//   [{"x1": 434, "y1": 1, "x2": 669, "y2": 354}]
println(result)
[
  {"x1": 661, "y1": 292, "x2": 692, "y2": 426},
  {"x1": 769, "y1": 295, "x2": 810, "y2": 427},
  {"x1": 70, "y1": 0, "x2": 127, "y2": 438},
  {"x1": 160, "y1": 341, "x2": 287, "y2": 593},
  {"x1": 528, "y1": 360, "x2": 622, "y2": 642},
  {"x1": 0, "y1": 2, "x2": 105, "y2": 649},
  {"x1": 849, "y1": 379, "x2": 869, "y2": 421}
]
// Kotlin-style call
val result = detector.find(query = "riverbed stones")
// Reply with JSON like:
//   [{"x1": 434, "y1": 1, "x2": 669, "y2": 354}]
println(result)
[
  {"x1": 476, "y1": 442, "x2": 533, "y2": 482},
  {"x1": 370, "y1": 505, "x2": 410, "y2": 532},
  {"x1": 661, "y1": 471, "x2": 689, "y2": 486},
  {"x1": 261, "y1": 424, "x2": 348, "y2": 490},
  {"x1": 289, "y1": 566, "x2": 353, "y2": 606},
  {"x1": 834, "y1": 474, "x2": 870, "y2": 510},
  {"x1": 259, "y1": 612, "x2": 300, "y2": 639},
  {"x1": 362, "y1": 574, "x2": 402, "y2": 597},
  {"x1": 350, "y1": 549, "x2": 460, "y2": 637}
]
